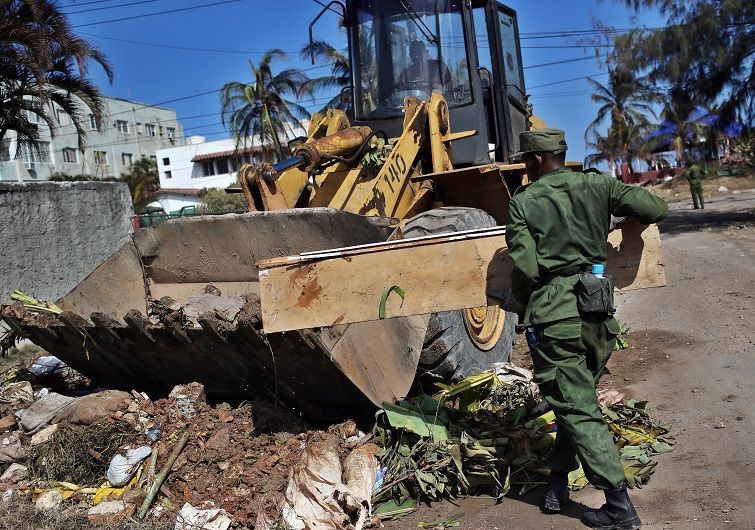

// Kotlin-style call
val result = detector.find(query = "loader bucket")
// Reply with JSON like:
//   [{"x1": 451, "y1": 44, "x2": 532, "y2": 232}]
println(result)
[{"x1": 4, "y1": 209, "x2": 428, "y2": 421}]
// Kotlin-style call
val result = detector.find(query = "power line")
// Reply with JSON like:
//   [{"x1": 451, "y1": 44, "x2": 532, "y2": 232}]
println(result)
[
  {"x1": 63, "y1": 0, "x2": 165, "y2": 15},
  {"x1": 524, "y1": 55, "x2": 597, "y2": 70},
  {"x1": 528, "y1": 72, "x2": 609, "y2": 90},
  {"x1": 522, "y1": 44, "x2": 613, "y2": 49},
  {"x1": 73, "y1": 0, "x2": 243, "y2": 28},
  {"x1": 82, "y1": 32, "x2": 296, "y2": 55},
  {"x1": 59, "y1": 0, "x2": 124, "y2": 7}
]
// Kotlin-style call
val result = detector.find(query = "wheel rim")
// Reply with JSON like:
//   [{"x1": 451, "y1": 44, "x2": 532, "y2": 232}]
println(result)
[{"x1": 463, "y1": 305, "x2": 507, "y2": 351}]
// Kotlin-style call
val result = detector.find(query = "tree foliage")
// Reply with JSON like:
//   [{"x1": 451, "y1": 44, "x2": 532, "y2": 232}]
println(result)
[
  {"x1": 608, "y1": 0, "x2": 754, "y2": 125},
  {"x1": 0, "y1": 0, "x2": 112, "y2": 155},
  {"x1": 299, "y1": 40, "x2": 351, "y2": 114},
  {"x1": 584, "y1": 69, "x2": 656, "y2": 172},
  {"x1": 220, "y1": 50, "x2": 309, "y2": 161},
  {"x1": 198, "y1": 188, "x2": 246, "y2": 213},
  {"x1": 121, "y1": 157, "x2": 159, "y2": 213}
]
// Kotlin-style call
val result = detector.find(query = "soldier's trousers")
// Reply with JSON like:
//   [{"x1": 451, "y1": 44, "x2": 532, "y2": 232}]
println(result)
[
  {"x1": 528, "y1": 315, "x2": 626, "y2": 490},
  {"x1": 691, "y1": 185, "x2": 704, "y2": 209}
]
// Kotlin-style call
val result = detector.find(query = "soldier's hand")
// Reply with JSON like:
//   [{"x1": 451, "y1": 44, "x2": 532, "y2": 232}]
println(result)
[{"x1": 487, "y1": 287, "x2": 525, "y2": 314}]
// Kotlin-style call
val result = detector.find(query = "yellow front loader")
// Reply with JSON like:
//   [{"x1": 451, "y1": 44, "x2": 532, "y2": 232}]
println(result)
[{"x1": 4, "y1": 1, "x2": 581, "y2": 420}]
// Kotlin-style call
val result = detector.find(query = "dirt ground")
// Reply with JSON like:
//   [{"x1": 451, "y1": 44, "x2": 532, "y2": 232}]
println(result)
[
  {"x1": 645, "y1": 173, "x2": 755, "y2": 204},
  {"x1": 385, "y1": 191, "x2": 755, "y2": 530}
]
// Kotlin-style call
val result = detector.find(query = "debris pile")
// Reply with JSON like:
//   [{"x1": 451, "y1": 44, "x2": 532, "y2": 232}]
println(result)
[
  {"x1": 370, "y1": 363, "x2": 674, "y2": 520},
  {"x1": 0, "y1": 347, "x2": 674, "y2": 529}
]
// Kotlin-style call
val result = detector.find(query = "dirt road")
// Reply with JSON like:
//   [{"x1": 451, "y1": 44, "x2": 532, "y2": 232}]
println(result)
[{"x1": 386, "y1": 191, "x2": 755, "y2": 529}]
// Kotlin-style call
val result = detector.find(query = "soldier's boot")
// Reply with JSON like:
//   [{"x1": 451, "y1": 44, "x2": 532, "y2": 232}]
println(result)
[
  {"x1": 543, "y1": 470, "x2": 570, "y2": 512},
  {"x1": 581, "y1": 485, "x2": 641, "y2": 529}
]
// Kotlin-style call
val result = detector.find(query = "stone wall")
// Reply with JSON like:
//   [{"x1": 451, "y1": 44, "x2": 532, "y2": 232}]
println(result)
[{"x1": 0, "y1": 182, "x2": 134, "y2": 303}]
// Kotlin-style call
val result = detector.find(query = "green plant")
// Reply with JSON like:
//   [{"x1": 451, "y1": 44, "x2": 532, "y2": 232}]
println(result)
[
  {"x1": 198, "y1": 188, "x2": 247, "y2": 213},
  {"x1": 0, "y1": 0, "x2": 112, "y2": 155},
  {"x1": 120, "y1": 156, "x2": 159, "y2": 213},
  {"x1": 221, "y1": 50, "x2": 309, "y2": 160}
]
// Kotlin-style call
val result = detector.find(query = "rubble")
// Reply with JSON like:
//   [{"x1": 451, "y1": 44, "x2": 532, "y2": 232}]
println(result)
[
  {"x1": 35, "y1": 489, "x2": 62, "y2": 510},
  {"x1": 175, "y1": 502, "x2": 232, "y2": 530},
  {"x1": 0, "y1": 463, "x2": 27, "y2": 483},
  {"x1": 87, "y1": 500, "x2": 136, "y2": 525},
  {"x1": 0, "y1": 381, "x2": 33, "y2": 404},
  {"x1": 16, "y1": 392, "x2": 75, "y2": 434},
  {"x1": 71, "y1": 390, "x2": 133, "y2": 425},
  {"x1": 30, "y1": 423, "x2": 57, "y2": 446},
  {"x1": 0, "y1": 350, "x2": 674, "y2": 529}
]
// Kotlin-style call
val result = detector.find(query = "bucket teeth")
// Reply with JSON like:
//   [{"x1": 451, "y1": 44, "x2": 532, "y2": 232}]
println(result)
[
  {"x1": 90, "y1": 313, "x2": 123, "y2": 342},
  {"x1": 124, "y1": 310, "x2": 156, "y2": 343}
]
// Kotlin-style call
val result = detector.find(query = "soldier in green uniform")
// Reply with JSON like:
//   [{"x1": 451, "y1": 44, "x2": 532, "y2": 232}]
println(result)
[
  {"x1": 685, "y1": 162, "x2": 705, "y2": 209},
  {"x1": 500, "y1": 129, "x2": 668, "y2": 529}
]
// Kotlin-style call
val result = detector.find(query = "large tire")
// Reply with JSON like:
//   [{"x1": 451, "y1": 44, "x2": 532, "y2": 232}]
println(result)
[{"x1": 403, "y1": 207, "x2": 517, "y2": 382}]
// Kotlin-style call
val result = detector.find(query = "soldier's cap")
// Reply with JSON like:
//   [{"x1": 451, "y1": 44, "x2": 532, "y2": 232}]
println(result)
[{"x1": 509, "y1": 128, "x2": 568, "y2": 162}]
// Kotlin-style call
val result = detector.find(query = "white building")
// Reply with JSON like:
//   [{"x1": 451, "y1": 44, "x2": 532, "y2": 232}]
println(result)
[
  {"x1": 153, "y1": 126, "x2": 306, "y2": 213},
  {"x1": 0, "y1": 95, "x2": 184, "y2": 182}
]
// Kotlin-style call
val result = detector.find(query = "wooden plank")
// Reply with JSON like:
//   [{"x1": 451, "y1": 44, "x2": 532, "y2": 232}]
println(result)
[
  {"x1": 608, "y1": 220, "x2": 666, "y2": 290},
  {"x1": 259, "y1": 220, "x2": 665, "y2": 333}
]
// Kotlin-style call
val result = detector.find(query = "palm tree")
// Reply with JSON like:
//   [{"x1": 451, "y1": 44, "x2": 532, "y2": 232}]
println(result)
[
  {"x1": 660, "y1": 91, "x2": 707, "y2": 165},
  {"x1": 0, "y1": 0, "x2": 113, "y2": 156},
  {"x1": 121, "y1": 156, "x2": 159, "y2": 213},
  {"x1": 585, "y1": 68, "x2": 656, "y2": 172},
  {"x1": 299, "y1": 40, "x2": 351, "y2": 113},
  {"x1": 220, "y1": 50, "x2": 309, "y2": 161}
]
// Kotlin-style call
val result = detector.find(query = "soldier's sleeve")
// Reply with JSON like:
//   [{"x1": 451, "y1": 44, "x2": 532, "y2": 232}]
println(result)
[
  {"x1": 608, "y1": 176, "x2": 669, "y2": 224},
  {"x1": 505, "y1": 198, "x2": 538, "y2": 305}
]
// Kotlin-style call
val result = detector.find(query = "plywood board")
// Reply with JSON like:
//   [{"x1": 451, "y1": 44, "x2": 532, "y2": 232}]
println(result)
[
  {"x1": 259, "y1": 222, "x2": 665, "y2": 333},
  {"x1": 607, "y1": 220, "x2": 666, "y2": 290}
]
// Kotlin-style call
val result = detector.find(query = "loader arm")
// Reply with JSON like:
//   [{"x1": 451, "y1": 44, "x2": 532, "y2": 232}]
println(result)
[{"x1": 236, "y1": 93, "x2": 477, "y2": 222}]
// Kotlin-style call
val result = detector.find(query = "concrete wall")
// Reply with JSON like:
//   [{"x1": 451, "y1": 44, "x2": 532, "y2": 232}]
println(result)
[{"x1": 0, "y1": 182, "x2": 134, "y2": 303}]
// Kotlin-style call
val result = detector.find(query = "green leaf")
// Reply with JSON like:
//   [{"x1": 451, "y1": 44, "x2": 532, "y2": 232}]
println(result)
[{"x1": 382, "y1": 397, "x2": 451, "y2": 441}]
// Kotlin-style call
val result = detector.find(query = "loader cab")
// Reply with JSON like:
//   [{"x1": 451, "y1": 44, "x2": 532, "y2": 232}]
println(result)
[{"x1": 344, "y1": 0, "x2": 529, "y2": 165}]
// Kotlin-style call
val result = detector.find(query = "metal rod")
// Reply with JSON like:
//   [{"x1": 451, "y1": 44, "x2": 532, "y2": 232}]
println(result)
[{"x1": 273, "y1": 155, "x2": 305, "y2": 173}]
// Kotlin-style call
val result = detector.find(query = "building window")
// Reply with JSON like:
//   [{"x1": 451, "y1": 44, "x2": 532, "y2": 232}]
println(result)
[
  {"x1": 162, "y1": 157, "x2": 170, "y2": 166},
  {"x1": 19, "y1": 141, "x2": 50, "y2": 166},
  {"x1": 137, "y1": 122, "x2": 144, "y2": 134},
  {"x1": 216, "y1": 158, "x2": 229, "y2": 175},
  {"x1": 55, "y1": 107, "x2": 66, "y2": 125},
  {"x1": 94, "y1": 150, "x2": 108, "y2": 165},
  {"x1": 229, "y1": 157, "x2": 239, "y2": 172},
  {"x1": 165, "y1": 170, "x2": 172, "y2": 179},
  {"x1": 0, "y1": 139, "x2": 11, "y2": 161},
  {"x1": 166, "y1": 127, "x2": 176, "y2": 139},
  {"x1": 89, "y1": 114, "x2": 99, "y2": 131},
  {"x1": 149, "y1": 155, "x2": 157, "y2": 161},
  {"x1": 122, "y1": 153, "x2": 133, "y2": 166},
  {"x1": 201, "y1": 160, "x2": 216, "y2": 176},
  {"x1": 62, "y1": 148, "x2": 77, "y2": 164},
  {"x1": 114, "y1": 120, "x2": 130, "y2": 134},
  {"x1": 158, "y1": 125, "x2": 164, "y2": 137},
  {"x1": 146, "y1": 124, "x2": 156, "y2": 137}
]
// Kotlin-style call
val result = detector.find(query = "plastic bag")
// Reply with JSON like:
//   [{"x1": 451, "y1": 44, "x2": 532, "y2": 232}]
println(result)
[{"x1": 107, "y1": 446, "x2": 152, "y2": 487}]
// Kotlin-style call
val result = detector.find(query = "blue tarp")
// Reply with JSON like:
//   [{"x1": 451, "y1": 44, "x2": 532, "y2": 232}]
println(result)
[{"x1": 645, "y1": 107, "x2": 745, "y2": 142}]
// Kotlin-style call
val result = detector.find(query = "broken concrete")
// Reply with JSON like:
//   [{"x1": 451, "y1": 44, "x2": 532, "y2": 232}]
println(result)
[
  {"x1": 0, "y1": 181, "x2": 134, "y2": 303},
  {"x1": 0, "y1": 463, "x2": 28, "y2": 483},
  {"x1": 70, "y1": 390, "x2": 132, "y2": 425},
  {"x1": 35, "y1": 490, "x2": 62, "y2": 511},
  {"x1": 87, "y1": 500, "x2": 135, "y2": 525}
]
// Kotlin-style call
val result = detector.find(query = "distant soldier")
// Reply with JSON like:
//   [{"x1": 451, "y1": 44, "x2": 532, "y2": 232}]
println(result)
[{"x1": 685, "y1": 163, "x2": 705, "y2": 209}]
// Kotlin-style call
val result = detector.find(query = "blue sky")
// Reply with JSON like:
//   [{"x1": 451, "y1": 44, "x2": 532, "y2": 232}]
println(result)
[{"x1": 64, "y1": 0, "x2": 666, "y2": 163}]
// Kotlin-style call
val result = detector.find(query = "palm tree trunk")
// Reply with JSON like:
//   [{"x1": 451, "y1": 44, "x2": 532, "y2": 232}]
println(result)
[{"x1": 264, "y1": 104, "x2": 284, "y2": 161}]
